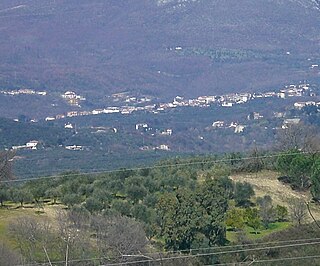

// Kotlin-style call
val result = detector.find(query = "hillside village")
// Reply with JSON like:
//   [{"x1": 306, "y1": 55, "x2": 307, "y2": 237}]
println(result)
[
  {"x1": 3, "y1": 82, "x2": 319, "y2": 154},
  {"x1": 1, "y1": 83, "x2": 318, "y2": 123},
  {"x1": 42, "y1": 83, "x2": 319, "y2": 121}
]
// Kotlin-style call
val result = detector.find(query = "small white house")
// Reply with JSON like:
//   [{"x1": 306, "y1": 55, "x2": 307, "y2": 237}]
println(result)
[
  {"x1": 65, "y1": 145, "x2": 83, "y2": 151},
  {"x1": 62, "y1": 91, "x2": 77, "y2": 99},
  {"x1": 157, "y1": 144, "x2": 170, "y2": 151},
  {"x1": 222, "y1": 102, "x2": 233, "y2": 107},
  {"x1": 161, "y1": 129, "x2": 173, "y2": 136},
  {"x1": 234, "y1": 125, "x2": 245, "y2": 134},
  {"x1": 64, "y1": 123, "x2": 74, "y2": 129},
  {"x1": 282, "y1": 118, "x2": 301, "y2": 129},
  {"x1": 45, "y1": 117, "x2": 55, "y2": 121},
  {"x1": 136, "y1": 123, "x2": 149, "y2": 130},
  {"x1": 212, "y1": 121, "x2": 225, "y2": 128},
  {"x1": 26, "y1": 140, "x2": 39, "y2": 150}
]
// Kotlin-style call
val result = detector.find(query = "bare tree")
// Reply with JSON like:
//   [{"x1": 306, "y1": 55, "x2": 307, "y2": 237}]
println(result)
[
  {"x1": 55, "y1": 209, "x2": 94, "y2": 265},
  {"x1": 289, "y1": 198, "x2": 308, "y2": 225},
  {"x1": 8, "y1": 216, "x2": 54, "y2": 263},
  {"x1": 257, "y1": 195, "x2": 275, "y2": 229},
  {"x1": 276, "y1": 124, "x2": 320, "y2": 153},
  {"x1": 0, "y1": 150, "x2": 15, "y2": 182},
  {"x1": 90, "y1": 214, "x2": 148, "y2": 263}
]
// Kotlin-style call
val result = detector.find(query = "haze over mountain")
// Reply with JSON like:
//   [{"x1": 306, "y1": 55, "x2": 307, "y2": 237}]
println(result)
[{"x1": 0, "y1": 0, "x2": 320, "y2": 100}]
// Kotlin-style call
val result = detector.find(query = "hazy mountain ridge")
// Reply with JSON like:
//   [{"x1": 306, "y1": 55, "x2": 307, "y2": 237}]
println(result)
[{"x1": 0, "y1": 0, "x2": 319, "y2": 108}]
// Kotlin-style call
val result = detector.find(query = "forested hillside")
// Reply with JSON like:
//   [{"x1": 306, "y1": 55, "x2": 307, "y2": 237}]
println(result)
[
  {"x1": 0, "y1": 0, "x2": 319, "y2": 104},
  {"x1": 0, "y1": 117, "x2": 72, "y2": 149}
]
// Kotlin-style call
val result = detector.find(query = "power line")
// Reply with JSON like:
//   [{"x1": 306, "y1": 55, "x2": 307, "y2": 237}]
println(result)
[
  {"x1": 98, "y1": 240, "x2": 320, "y2": 266},
  {"x1": 4, "y1": 149, "x2": 319, "y2": 182},
  {"x1": 21, "y1": 238, "x2": 320, "y2": 266},
  {"x1": 210, "y1": 254, "x2": 320, "y2": 265},
  {"x1": 2, "y1": 150, "x2": 318, "y2": 184},
  {"x1": 247, "y1": 254, "x2": 320, "y2": 264},
  {"x1": 11, "y1": 151, "x2": 174, "y2": 178},
  {"x1": 143, "y1": 237, "x2": 320, "y2": 256}
]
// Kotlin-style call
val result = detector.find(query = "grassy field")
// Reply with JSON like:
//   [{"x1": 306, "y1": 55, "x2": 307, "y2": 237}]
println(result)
[
  {"x1": 226, "y1": 222, "x2": 292, "y2": 242},
  {"x1": 225, "y1": 170, "x2": 320, "y2": 242},
  {"x1": 0, "y1": 203, "x2": 59, "y2": 248},
  {"x1": 230, "y1": 170, "x2": 320, "y2": 221}
]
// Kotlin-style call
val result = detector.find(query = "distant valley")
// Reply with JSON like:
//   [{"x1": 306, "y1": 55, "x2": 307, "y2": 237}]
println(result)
[
  {"x1": 2, "y1": 3, "x2": 320, "y2": 264},
  {"x1": 0, "y1": 0, "x2": 320, "y2": 176},
  {"x1": 0, "y1": 0, "x2": 320, "y2": 118}
]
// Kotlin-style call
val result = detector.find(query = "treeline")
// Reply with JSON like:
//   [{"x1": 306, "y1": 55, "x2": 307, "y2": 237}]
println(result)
[{"x1": 277, "y1": 150, "x2": 320, "y2": 197}]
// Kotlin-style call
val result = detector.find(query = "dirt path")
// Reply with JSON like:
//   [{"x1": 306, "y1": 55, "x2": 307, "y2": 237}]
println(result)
[{"x1": 230, "y1": 170, "x2": 320, "y2": 221}]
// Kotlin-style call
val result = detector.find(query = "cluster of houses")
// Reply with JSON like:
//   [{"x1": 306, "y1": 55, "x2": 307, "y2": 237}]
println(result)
[
  {"x1": 110, "y1": 92, "x2": 153, "y2": 104},
  {"x1": 44, "y1": 83, "x2": 318, "y2": 123},
  {"x1": 12, "y1": 140, "x2": 40, "y2": 150},
  {"x1": 0, "y1": 89, "x2": 47, "y2": 96},
  {"x1": 65, "y1": 145, "x2": 84, "y2": 151},
  {"x1": 293, "y1": 101, "x2": 320, "y2": 110},
  {"x1": 282, "y1": 118, "x2": 301, "y2": 129},
  {"x1": 9, "y1": 82, "x2": 318, "y2": 154},
  {"x1": 61, "y1": 91, "x2": 86, "y2": 107},
  {"x1": 11, "y1": 140, "x2": 86, "y2": 151},
  {"x1": 139, "y1": 144, "x2": 170, "y2": 151},
  {"x1": 212, "y1": 121, "x2": 246, "y2": 133},
  {"x1": 135, "y1": 123, "x2": 173, "y2": 136}
]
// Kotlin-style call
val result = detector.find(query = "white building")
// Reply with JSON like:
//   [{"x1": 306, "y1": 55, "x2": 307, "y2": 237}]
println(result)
[
  {"x1": 222, "y1": 102, "x2": 233, "y2": 107},
  {"x1": 64, "y1": 123, "x2": 74, "y2": 129},
  {"x1": 136, "y1": 123, "x2": 149, "y2": 130},
  {"x1": 45, "y1": 117, "x2": 55, "y2": 121},
  {"x1": 26, "y1": 140, "x2": 39, "y2": 150},
  {"x1": 282, "y1": 118, "x2": 301, "y2": 129},
  {"x1": 62, "y1": 91, "x2": 77, "y2": 99},
  {"x1": 65, "y1": 145, "x2": 83, "y2": 151},
  {"x1": 157, "y1": 144, "x2": 170, "y2": 151},
  {"x1": 234, "y1": 125, "x2": 245, "y2": 133},
  {"x1": 161, "y1": 129, "x2": 173, "y2": 136},
  {"x1": 13, "y1": 140, "x2": 39, "y2": 150},
  {"x1": 212, "y1": 121, "x2": 225, "y2": 128}
]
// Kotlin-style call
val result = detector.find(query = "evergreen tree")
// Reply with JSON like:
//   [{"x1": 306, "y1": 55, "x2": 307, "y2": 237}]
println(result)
[{"x1": 311, "y1": 159, "x2": 320, "y2": 202}]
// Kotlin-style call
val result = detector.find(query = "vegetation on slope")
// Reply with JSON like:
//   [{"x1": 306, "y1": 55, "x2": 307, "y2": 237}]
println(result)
[{"x1": 0, "y1": 146, "x2": 320, "y2": 264}]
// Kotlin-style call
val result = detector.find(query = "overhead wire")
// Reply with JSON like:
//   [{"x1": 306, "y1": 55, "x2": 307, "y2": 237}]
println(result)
[
  {"x1": 18, "y1": 238, "x2": 320, "y2": 266},
  {"x1": 209, "y1": 254, "x2": 320, "y2": 265},
  {"x1": 11, "y1": 151, "x2": 175, "y2": 178},
  {"x1": 98, "y1": 240, "x2": 320, "y2": 266},
  {"x1": 2, "y1": 150, "x2": 318, "y2": 184}
]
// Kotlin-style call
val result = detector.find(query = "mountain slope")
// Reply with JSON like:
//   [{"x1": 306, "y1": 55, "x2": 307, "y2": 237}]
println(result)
[{"x1": 0, "y1": 0, "x2": 319, "y2": 101}]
